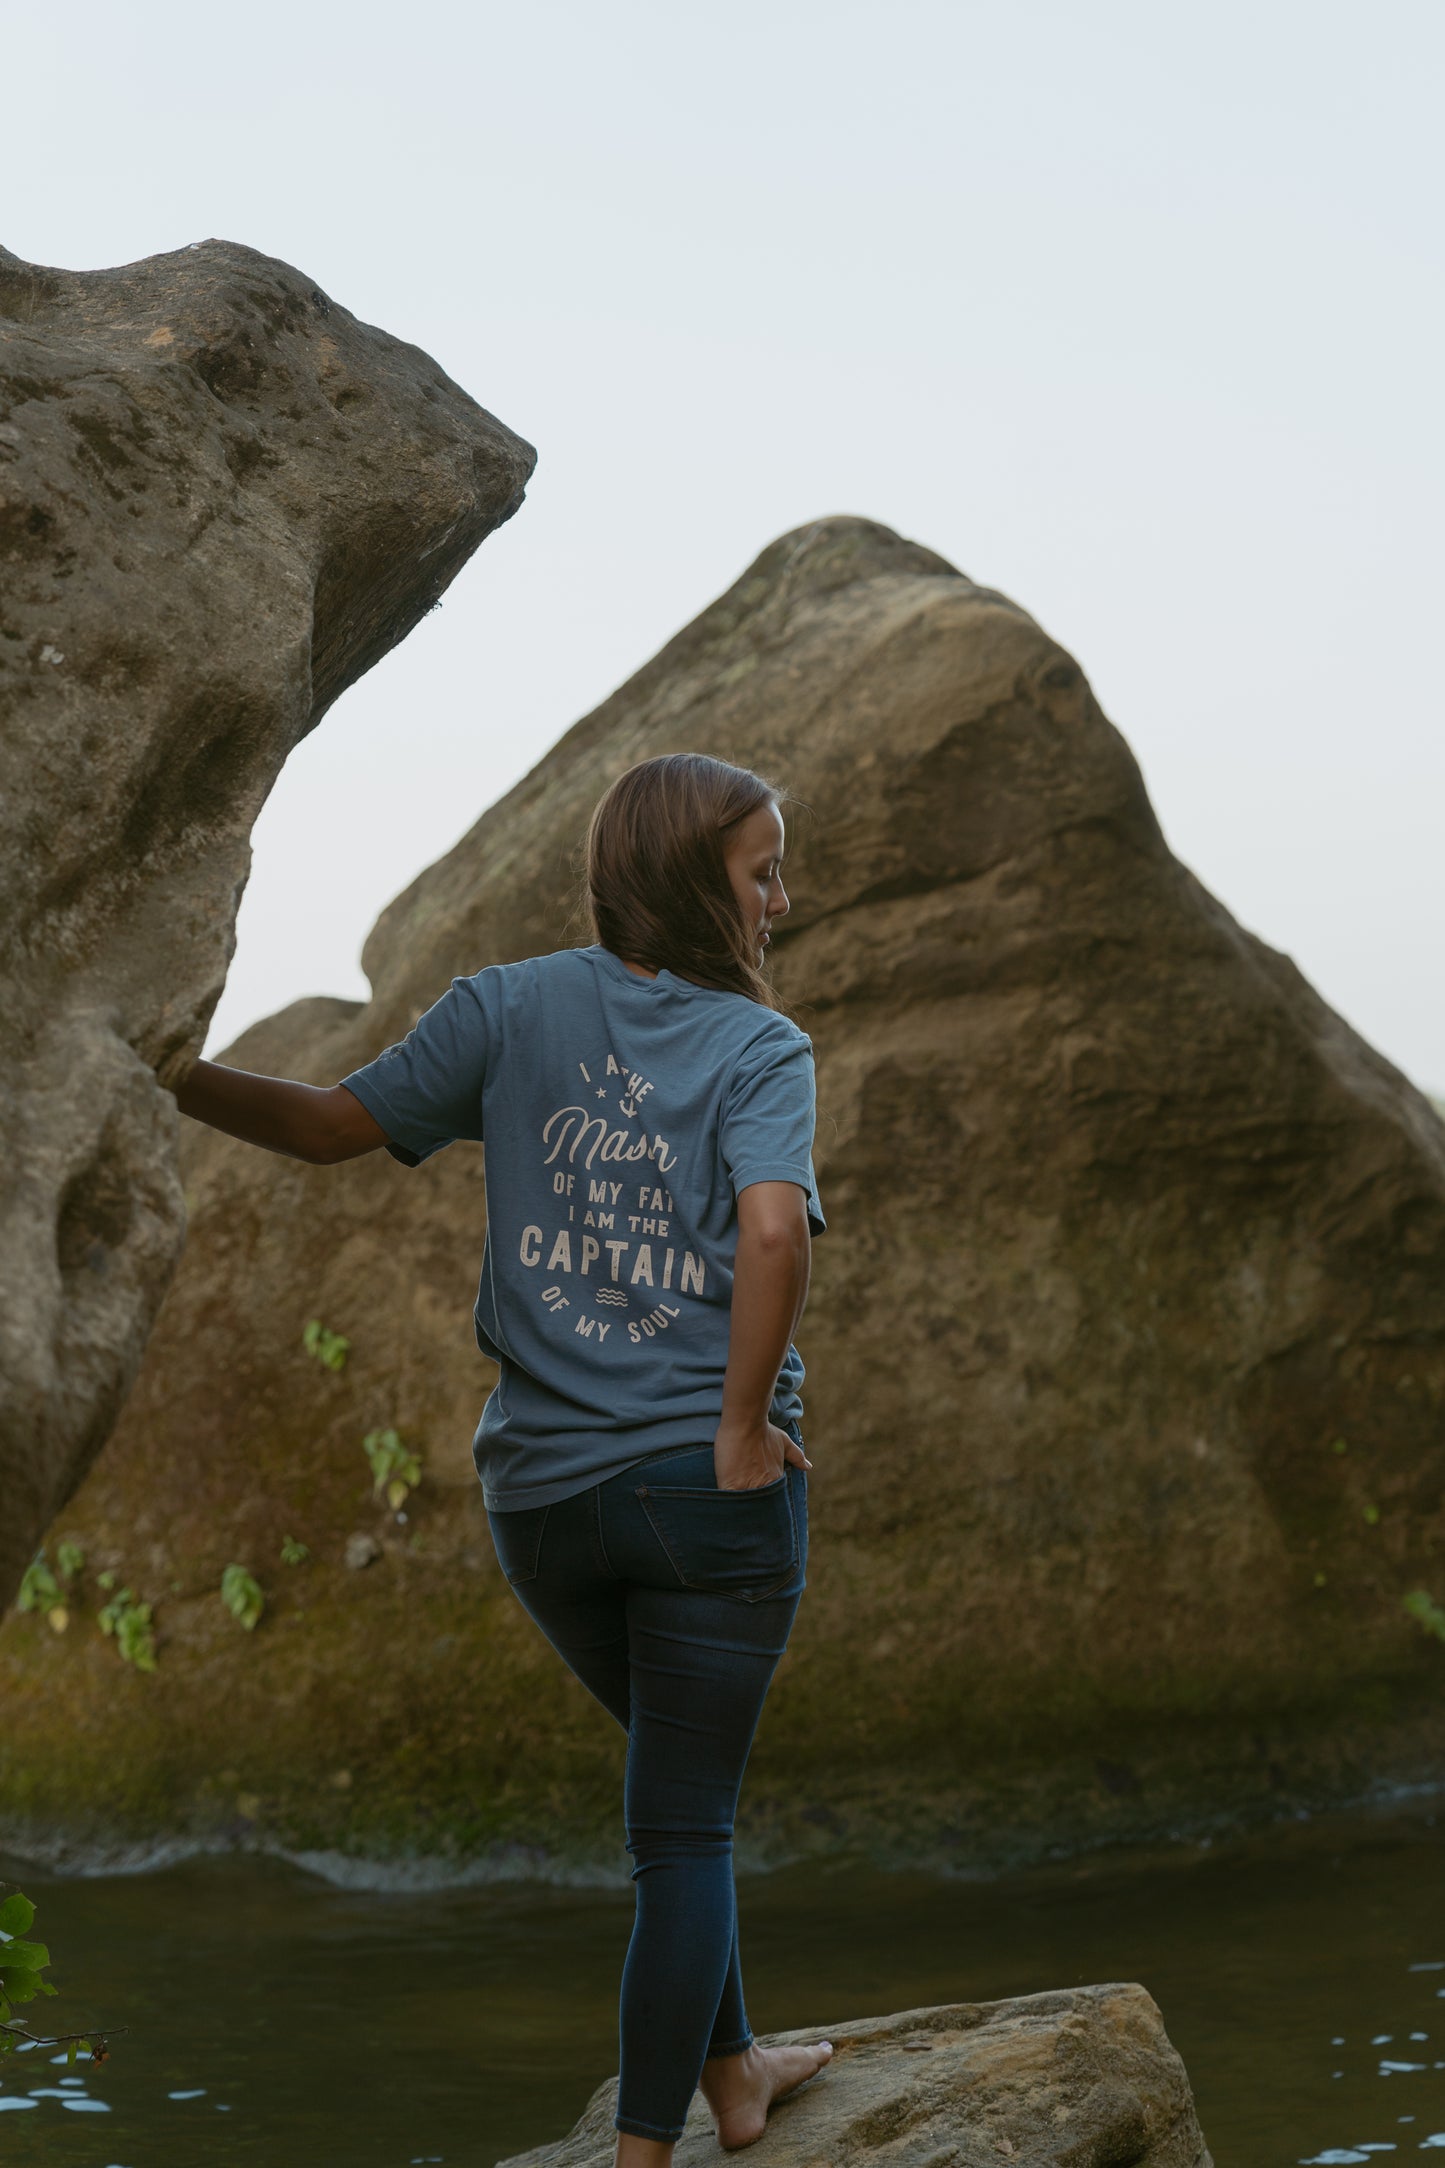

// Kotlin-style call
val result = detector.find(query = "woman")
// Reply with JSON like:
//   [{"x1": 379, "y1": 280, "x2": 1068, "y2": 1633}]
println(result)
[{"x1": 175, "y1": 752, "x2": 833, "y2": 2162}]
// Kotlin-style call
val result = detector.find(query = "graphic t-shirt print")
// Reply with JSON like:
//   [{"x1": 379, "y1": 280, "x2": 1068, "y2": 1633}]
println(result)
[{"x1": 517, "y1": 1049, "x2": 708, "y2": 1352}]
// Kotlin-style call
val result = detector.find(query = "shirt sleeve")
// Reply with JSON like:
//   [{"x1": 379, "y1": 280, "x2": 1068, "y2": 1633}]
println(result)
[
  {"x1": 339, "y1": 974, "x2": 489, "y2": 1168},
  {"x1": 719, "y1": 1027, "x2": 826, "y2": 1236}
]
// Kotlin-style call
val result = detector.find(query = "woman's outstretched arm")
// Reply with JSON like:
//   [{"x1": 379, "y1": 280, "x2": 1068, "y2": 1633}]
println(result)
[
  {"x1": 713, "y1": 1179, "x2": 813, "y2": 1490},
  {"x1": 172, "y1": 1061, "x2": 389, "y2": 1165}
]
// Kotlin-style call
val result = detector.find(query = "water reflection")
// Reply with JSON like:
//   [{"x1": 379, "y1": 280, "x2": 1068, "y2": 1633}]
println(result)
[{"x1": 0, "y1": 1799, "x2": 1441, "y2": 2166}]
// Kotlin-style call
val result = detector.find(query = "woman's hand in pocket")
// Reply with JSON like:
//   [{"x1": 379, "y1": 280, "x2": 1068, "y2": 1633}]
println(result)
[{"x1": 713, "y1": 1418, "x2": 811, "y2": 1491}]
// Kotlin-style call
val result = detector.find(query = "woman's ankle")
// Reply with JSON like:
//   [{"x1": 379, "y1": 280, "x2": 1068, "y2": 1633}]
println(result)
[
  {"x1": 614, "y1": 2131, "x2": 675, "y2": 2168},
  {"x1": 703, "y1": 2036, "x2": 754, "y2": 2066}
]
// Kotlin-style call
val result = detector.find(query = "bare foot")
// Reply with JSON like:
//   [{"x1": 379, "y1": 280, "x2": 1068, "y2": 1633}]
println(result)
[{"x1": 700, "y1": 2038, "x2": 834, "y2": 2150}]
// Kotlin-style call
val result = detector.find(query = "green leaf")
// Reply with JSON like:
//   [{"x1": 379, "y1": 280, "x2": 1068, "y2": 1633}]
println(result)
[
  {"x1": 16, "y1": 1556, "x2": 60, "y2": 1614},
  {"x1": 116, "y1": 1604, "x2": 157, "y2": 1671},
  {"x1": 303, "y1": 1319, "x2": 350, "y2": 1371},
  {"x1": 1403, "y1": 1589, "x2": 1445, "y2": 1644},
  {"x1": 0, "y1": 1895, "x2": 35, "y2": 1937},
  {"x1": 96, "y1": 1569, "x2": 117, "y2": 1592},
  {"x1": 96, "y1": 1586, "x2": 158, "y2": 1668},
  {"x1": 1, "y1": 1940, "x2": 52, "y2": 1971},
  {"x1": 97, "y1": 1588, "x2": 135, "y2": 1636},
  {"x1": 220, "y1": 1566, "x2": 265, "y2": 1632},
  {"x1": 55, "y1": 1540, "x2": 85, "y2": 1582},
  {"x1": 362, "y1": 1428, "x2": 421, "y2": 1502}
]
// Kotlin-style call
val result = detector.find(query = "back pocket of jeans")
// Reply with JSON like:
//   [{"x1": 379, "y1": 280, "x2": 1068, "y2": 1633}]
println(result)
[
  {"x1": 636, "y1": 1475, "x2": 797, "y2": 1602},
  {"x1": 487, "y1": 1503, "x2": 550, "y2": 1586}
]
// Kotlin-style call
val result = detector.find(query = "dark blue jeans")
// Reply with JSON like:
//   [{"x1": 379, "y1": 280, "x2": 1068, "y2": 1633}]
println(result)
[{"x1": 487, "y1": 1436, "x2": 808, "y2": 2142}]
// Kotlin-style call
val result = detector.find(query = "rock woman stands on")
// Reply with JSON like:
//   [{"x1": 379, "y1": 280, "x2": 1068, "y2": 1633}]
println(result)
[{"x1": 175, "y1": 752, "x2": 834, "y2": 2162}]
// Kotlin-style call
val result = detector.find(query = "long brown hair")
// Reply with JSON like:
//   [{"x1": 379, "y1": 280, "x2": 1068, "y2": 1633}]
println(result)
[{"x1": 585, "y1": 754, "x2": 786, "y2": 1008}]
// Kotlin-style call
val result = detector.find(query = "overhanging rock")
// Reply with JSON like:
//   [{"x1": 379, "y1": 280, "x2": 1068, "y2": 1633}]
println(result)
[{"x1": 0, "y1": 238, "x2": 535, "y2": 1610}]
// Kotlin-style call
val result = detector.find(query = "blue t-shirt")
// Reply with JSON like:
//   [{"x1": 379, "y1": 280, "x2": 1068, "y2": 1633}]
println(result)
[{"x1": 341, "y1": 945, "x2": 825, "y2": 1511}]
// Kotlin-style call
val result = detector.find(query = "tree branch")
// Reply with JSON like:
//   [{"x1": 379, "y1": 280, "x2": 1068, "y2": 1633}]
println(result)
[{"x1": 0, "y1": 2018, "x2": 128, "y2": 2055}]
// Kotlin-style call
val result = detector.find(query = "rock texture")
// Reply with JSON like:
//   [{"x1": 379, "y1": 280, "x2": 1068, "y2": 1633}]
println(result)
[
  {"x1": 496, "y1": 1989, "x2": 1212, "y2": 2168},
  {"x1": 3, "y1": 515, "x2": 1445, "y2": 1869},
  {"x1": 0, "y1": 240, "x2": 534, "y2": 1614}
]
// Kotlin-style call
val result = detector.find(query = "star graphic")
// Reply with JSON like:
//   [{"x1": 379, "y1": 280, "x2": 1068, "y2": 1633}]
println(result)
[{"x1": 596, "y1": 1087, "x2": 608, "y2": 1099}]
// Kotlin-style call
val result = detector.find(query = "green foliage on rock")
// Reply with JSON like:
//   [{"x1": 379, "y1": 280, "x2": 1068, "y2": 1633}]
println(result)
[
  {"x1": 363, "y1": 1428, "x2": 422, "y2": 1512},
  {"x1": 17, "y1": 1555, "x2": 61, "y2": 1614},
  {"x1": 302, "y1": 1318, "x2": 350, "y2": 1371},
  {"x1": 280, "y1": 1536, "x2": 310, "y2": 1566},
  {"x1": 15, "y1": 1539, "x2": 85, "y2": 1633},
  {"x1": 221, "y1": 1566, "x2": 265, "y2": 1632},
  {"x1": 1403, "y1": 1589, "x2": 1445, "y2": 1644},
  {"x1": 96, "y1": 1581, "x2": 157, "y2": 1672}
]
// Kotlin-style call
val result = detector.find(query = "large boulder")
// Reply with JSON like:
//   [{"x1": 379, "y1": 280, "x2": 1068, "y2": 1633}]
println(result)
[
  {"x1": 495, "y1": 1989, "x2": 1213, "y2": 2168},
  {"x1": 3, "y1": 516, "x2": 1443, "y2": 1871},
  {"x1": 0, "y1": 240, "x2": 534, "y2": 1613}
]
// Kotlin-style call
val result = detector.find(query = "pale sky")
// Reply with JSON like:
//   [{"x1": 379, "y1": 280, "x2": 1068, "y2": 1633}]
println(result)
[{"x1": 10, "y1": 0, "x2": 1443, "y2": 1087}]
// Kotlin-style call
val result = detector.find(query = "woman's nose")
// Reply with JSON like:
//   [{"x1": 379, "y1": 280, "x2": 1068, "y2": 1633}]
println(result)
[{"x1": 770, "y1": 879, "x2": 790, "y2": 919}]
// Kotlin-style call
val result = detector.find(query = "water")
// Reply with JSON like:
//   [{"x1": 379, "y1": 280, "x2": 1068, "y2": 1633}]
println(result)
[{"x1": 2, "y1": 1802, "x2": 1442, "y2": 2167}]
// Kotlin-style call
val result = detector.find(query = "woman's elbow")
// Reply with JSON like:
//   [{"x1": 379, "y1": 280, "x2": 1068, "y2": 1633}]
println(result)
[
  {"x1": 304, "y1": 1133, "x2": 348, "y2": 1167},
  {"x1": 744, "y1": 1215, "x2": 810, "y2": 1262}
]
